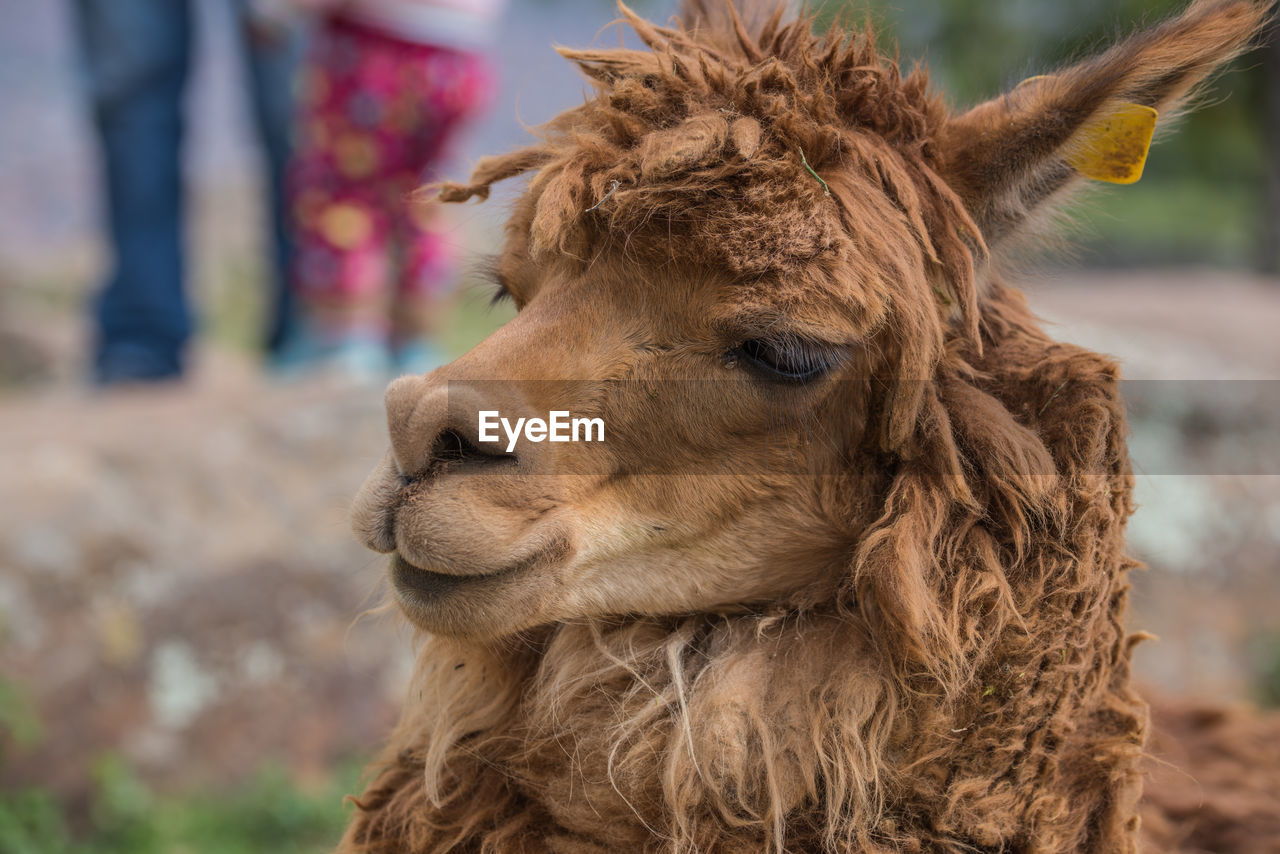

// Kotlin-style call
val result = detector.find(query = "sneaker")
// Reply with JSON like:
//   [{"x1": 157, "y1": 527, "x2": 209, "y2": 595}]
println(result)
[
  {"x1": 270, "y1": 327, "x2": 390, "y2": 384},
  {"x1": 390, "y1": 338, "x2": 447, "y2": 376},
  {"x1": 94, "y1": 343, "x2": 184, "y2": 386},
  {"x1": 328, "y1": 336, "x2": 391, "y2": 383}
]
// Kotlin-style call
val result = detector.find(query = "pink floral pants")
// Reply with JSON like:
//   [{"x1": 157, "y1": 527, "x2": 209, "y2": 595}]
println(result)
[{"x1": 290, "y1": 16, "x2": 493, "y2": 320}]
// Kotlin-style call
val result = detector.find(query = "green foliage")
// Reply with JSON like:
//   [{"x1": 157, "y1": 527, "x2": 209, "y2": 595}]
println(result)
[
  {"x1": 815, "y1": 0, "x2": 1231, "y2": 98},
  {"x1": 0, "y1": 788, "x2": 74, "y2": 854},
  {"x1": 0, "y1": 752, "x2": 361, "y2": 854},
  {"x1": 1077, "y1": 177, "x2": 1261, "y2": 266},
  {"x1": 0, "y1": 675, "x2": 43, "y2": 755},
  {"x1": 812, "y1": 0, "x2": 1266, "y2": 266},
  {"x1": 1252, "y1": 630, "x2": 1280, "y2": 708}
]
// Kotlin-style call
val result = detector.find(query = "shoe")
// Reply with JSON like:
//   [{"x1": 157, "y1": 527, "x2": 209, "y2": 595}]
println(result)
[
  {"x1": 269, "y1": 327, "x2": 390, "y2": 384},
  {"x1": 94, "y1": 344, "x2": 184, "y2": 386},
  {"x1": 390, "y1": 339, "x2": 447, "y2": 376},
  {"x1": 328, "y1": 336, "x2": 391, "y2": 383}
]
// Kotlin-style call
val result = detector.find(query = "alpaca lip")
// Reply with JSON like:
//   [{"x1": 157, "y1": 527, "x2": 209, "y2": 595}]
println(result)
[
  {"x1": 389, "y1": 553, "x2": 507, "y2": 602},
  {"x1": 389, "y1": 534, "x2": 571, "y2": 609}
]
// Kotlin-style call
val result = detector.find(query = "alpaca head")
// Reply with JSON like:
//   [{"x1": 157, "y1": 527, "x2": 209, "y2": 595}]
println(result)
[{"x1": 351, "y1": 0, "x2": 1267, "y2": 646}]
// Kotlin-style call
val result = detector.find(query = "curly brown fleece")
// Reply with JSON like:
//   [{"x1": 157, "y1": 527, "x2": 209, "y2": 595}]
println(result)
[{"x1": 337, "y1": 2, "x2": 1274, "y2": 852}]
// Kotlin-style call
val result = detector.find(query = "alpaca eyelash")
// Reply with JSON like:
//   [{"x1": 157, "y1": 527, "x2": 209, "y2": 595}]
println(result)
[
  {"x1": 474, "y1": 254, "x2": 516, "y2": 307},
  {"x1": 484, "y1": 272, "x2": 515, "y2": 307},
  {"x1": 489, "y1": 281, "x2": 513, "y2": 307},
  {"x1": 731, "y1": 336, "x2": 842, "y2": 383}
]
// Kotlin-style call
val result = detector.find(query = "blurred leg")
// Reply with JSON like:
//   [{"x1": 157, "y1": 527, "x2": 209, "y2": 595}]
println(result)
[
  {"x1": 391, "y1": 47, "x2": 496, "y2": 371},
  {"x1": 292, "y1": 188, "x2": 392, "y2": 336},
  {"x1": 283, "y1": 19, "x2": 395, "y2": 376},
  {"x1": 394, "y1": 200, "x2": 456, "y2": 340},
  {"x1": 233, "y1": 0, "x2": 307, "y2": 356},
  {"x1": 73, "y1": 0, "x2": 192, "y2": 382}
]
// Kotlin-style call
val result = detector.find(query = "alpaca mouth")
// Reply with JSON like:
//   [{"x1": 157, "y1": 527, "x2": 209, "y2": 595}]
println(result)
[
  {"x1": 388, "y1": 533, "x2": 573, "y2": 622},
  {"x1": 389, "y1": 553, "x2": 510, "y2": 603}
]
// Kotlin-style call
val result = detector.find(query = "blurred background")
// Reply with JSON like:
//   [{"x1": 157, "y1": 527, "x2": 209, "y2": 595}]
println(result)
[{"x1": 0, "y1": 0, "x2": 1277, "y2": 851}]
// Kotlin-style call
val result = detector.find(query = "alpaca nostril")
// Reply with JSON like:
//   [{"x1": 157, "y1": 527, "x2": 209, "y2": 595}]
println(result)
[
  {"x1": 429, "y1": 428, "x2": 516, "y2": 470},
  {"x1": 386, "y1": 377, "x2": 533, "y2": 477}
]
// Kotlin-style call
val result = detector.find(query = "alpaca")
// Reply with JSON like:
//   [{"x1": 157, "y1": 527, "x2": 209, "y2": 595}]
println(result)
[{"x1": 339, "y1": 2, "x2": 1277, "y2": 851}]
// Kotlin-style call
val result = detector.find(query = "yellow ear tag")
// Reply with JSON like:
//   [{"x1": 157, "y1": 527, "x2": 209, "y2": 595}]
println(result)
[{"x1": 1066, "y1": 103, "x2": 1158, "y2": 185}]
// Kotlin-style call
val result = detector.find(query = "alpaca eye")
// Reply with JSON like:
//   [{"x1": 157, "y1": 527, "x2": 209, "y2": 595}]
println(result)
[
  {"x1": 732, "y1": 338, "x2": 837, "y2": 383},
  {"x1": 479, "y1": 256, "x2": 518, "y2": 308},
  {"x1": 489, "y1": 279, "x2": 514, "y2": 307}
]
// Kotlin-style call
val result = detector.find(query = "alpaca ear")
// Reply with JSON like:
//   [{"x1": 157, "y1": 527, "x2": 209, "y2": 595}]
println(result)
[{"x1": 938, "y1": 0, "x2": 1271, "y2": 244}]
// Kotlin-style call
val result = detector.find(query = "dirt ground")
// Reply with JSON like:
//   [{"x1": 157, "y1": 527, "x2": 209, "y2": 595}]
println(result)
[
  {"x1": 1, "y1": 269, "x2": 1279, "y2": 811},
  {"x1": 1025, "y1": 271, "x2": 1280, "y2": 700},
  {"x1": 0, "y1": 353, "x2": 408, "y2": 809}
]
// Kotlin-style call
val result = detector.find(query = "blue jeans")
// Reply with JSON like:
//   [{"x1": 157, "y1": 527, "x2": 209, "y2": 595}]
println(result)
[{"x1": 73, "y1": 0, "x2": 304, "y2": 382}]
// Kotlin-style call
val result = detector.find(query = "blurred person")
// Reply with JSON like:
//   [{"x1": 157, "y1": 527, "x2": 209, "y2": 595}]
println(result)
[
  {"x1": 73, "y1": 0, "x2": 306, "y2": 384},
  {"x1": 280, "y1": 0, "x2": 503, "y2": 379}
]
